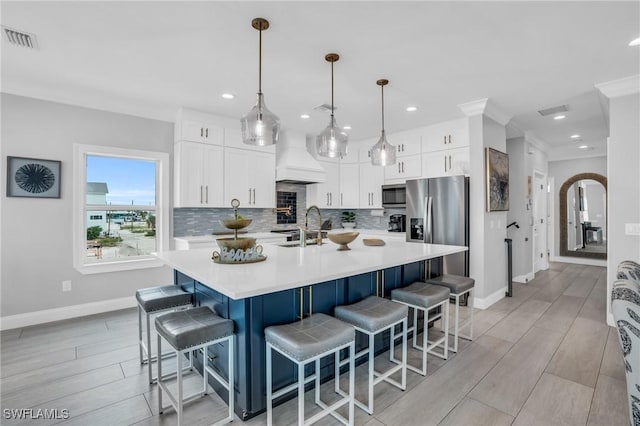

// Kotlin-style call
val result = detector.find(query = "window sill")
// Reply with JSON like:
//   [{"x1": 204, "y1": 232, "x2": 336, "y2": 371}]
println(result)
[{"x1": 75, "y1": 257, "x2": 165, "y2": 275}]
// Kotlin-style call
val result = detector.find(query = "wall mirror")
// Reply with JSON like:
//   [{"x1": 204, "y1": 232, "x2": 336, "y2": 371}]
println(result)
[{"x1": 559, "y1": 173, "x2": 607, "y2": 259}]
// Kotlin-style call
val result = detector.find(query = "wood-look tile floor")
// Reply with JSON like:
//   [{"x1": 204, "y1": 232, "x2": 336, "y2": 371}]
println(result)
[{"x1": 0, "y1": 263, "x2": 629, "y2": 425}]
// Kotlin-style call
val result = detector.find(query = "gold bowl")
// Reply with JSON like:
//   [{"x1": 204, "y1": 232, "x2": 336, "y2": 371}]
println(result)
[
  {"x1": 221, "y1": 218, "x2": 252, "y2": 230},
  {"x1": 216, "y1": 237, "x2": 256, "y2": 251},
  {"x1": 326, "y1": 232, "x2": 360, "y2": 251}
]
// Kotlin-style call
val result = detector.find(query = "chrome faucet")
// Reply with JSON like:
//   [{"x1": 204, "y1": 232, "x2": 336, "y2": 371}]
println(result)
[{"x1": 304, "y1": 205, "x2": 323, "y2": 246}]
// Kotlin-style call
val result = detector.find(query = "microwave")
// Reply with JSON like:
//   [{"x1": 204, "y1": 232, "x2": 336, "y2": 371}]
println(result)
[{"x1": 382, "y1": 184, "x2": 406, "y2": 207}]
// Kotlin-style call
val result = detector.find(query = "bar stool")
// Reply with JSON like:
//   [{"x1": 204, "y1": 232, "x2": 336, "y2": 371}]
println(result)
[
  {"x1": 136, "y1": 285, "x2": 193, "y2": 383},
  {"x1": 334, "y1": 296, "x2": 408, "y2": 414},
  {"x1": 265, "y1": 313, "x2": 355, "y2": 426},
  {"x1": 156, "y1": 306, "x2": 234, "y2": 426},
  {"x1": 424, "y1": 274, "x2": 475, "y2": 353},
  {"x1": 390, "y1": 282, "x2": 450, "y2": 376}
]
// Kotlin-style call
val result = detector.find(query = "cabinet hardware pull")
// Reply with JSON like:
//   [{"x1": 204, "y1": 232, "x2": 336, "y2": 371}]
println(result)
[
  {"x1": 205, "y1": 186, "x2": 209, "y2": 203},
  {"x1": 326, "y1": 193, "x2": 329, "y2": 206},
  {"x1": 371, "y1": 192, "x2": 374, "y2": 205},
  {"x1": 330, "y1": 192, "x2": 332, "y2": 206},
  {"x1": 444, "y1": 156, "x2": 447, "y2": 172},
  {"x1": 401, "y1": 162, "x2": 405, "y2": 173},
  {"x1": 398, "y1": 162, "x2": 401, "y2": 173},
  {"x1": 308, "y1": 286, "x2": 313, "y2": 316},
  {"x1": 449, "y1": 155, "x2": 451, "y2": 170},
  {"x1": 252, "y1": 188, "x2": 256, "y2": 205},
  {"x1": 200, "y1": 185, "x2": 203, "y2": 203},
  {"x1": 448, "y1": 135, "x2": 452, "y2": 144},
  {"x1": 299, "y1": 288, "x2": 304, "y2": 319},
  {"x1": 201, "y1": 128, "x2": 204, "y2": 138},
  {"x1": 444, "y1": 135, "x2": 446, "y2": 144},
  {"x1": 249, "y1": 188, "x2": 252, "y2": 204},
  {"x1": 206, "y1": 128, "x2": 209, "y2": 138},
  {"x1": 382, "y1": 270, "x2": 386, "y2": 298},
  {"x1": 402, "y1": 143, "x2": 405, "y2": 152}
]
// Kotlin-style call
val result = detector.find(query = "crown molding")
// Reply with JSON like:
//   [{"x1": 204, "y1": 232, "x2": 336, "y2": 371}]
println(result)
[
  {"x1": 595, "y1": 75, "x2": 640, "y2": 98},
  {"x1": 457, "y1": 98, "x2": 513, "y2": 126}
]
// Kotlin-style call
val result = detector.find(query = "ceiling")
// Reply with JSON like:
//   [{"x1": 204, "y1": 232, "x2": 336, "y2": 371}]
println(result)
[{"x1": 2, "y1": 1, "x2": 638, "y2": 160}]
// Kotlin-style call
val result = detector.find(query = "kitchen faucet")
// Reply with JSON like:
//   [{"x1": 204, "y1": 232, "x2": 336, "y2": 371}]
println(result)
[{"x1": 302, "y1": 205, "x2": 323, "y2": 246}]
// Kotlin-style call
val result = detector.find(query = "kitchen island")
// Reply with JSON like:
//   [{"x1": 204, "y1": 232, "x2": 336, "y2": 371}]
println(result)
[{"x1": 153, "y1": 235, "x2": 467, "y2": 420}]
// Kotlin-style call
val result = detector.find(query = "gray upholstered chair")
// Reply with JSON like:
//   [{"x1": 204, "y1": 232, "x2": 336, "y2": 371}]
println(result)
[{"x1": 612, "y1": 261, "x2": 640, "y2": 426}]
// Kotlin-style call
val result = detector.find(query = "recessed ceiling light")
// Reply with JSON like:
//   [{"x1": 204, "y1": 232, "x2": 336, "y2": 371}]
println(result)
[
  {"x1": 578, "y1": 145, "x2": 589, "y2": 149},
  {"x1": 406, "y1": 106, "x2": 418, "y2": 112},
  {"x1": 221, "y1": 93, "x2": 235, "y2": 100},
  {"x1": 343, "y1": 125, "x2": 352, "y2": 130},
  {"x1": 300, "y1": 114, "x2": 310, "y2": 119},
  {"x1": 629, "y1": 37, "x2": 640, "y2": 46},
  {"x1": 554, "y1": 115, "x2": 566, "y2": 120},
  {"x1": 570, "y1": 134, "x2": 581, "y2": 139}
]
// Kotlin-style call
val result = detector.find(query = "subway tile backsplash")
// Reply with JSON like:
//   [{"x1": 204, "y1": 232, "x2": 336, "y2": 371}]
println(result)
[{"x1": 173, "y1": 182, "x2": 405, "y2": 236}]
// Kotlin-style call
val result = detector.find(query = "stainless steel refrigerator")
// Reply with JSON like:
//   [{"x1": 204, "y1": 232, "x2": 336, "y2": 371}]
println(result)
[{"x1": 406, "y1": 175, "x2": 469, "y2": 276}]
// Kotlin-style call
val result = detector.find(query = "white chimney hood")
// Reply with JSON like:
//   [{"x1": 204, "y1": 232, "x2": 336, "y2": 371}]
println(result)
[{"x1": 276, "y1": 130, "x2": 326, "y2": 184}]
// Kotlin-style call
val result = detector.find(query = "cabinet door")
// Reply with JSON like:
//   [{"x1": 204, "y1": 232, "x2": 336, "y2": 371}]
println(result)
[
  {"x1": 385, "y1": 156, "x2": 422, "y2": 182},
  {"x1": 325, "y1": 162, "x2": 341, "y2": 208},
  {"x1": 359, "y1": 162, "x2": 384, "y2": 208},
  {"x1": 392, "y1": 130, "x2": 421, "y2": 157},
  {"x1": 339, "y1": 163, "x2": 359, "y2": 208},
  {"x1": 446, "y1": 147, "x2": 470, "y2": 176},
  {"x1": 422, "y1": 120, "x2": 468, "y2": 152},
  {"x1": 202, "y1": 145, "x2": 224, "y2": 207},
  {"x1": 250, "y1": 151, "x2": 276, "y2": 208},
  {"x1": 421, "y1": 151, "x2": 447, "y2": 178},
  {"x1": 224, "y1": 148, "x2": 251, "y2": 206},
  {"x1": 178, "y1": 120, "x2": 224, "y2": 145},
  {"x1": 174, "y1": 142, "x2": 205, "y2": 207}
]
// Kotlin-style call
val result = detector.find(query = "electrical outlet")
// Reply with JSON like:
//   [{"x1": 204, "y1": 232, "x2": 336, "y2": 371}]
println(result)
[{"x1": 62, "y1": 280, "x2": 72, "y2": 292}]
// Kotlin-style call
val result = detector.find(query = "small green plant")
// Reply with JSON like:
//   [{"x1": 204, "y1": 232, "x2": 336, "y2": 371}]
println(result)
[
  {"x1": 341, "y1": 211, "x2": 356, "y2": 223},
  {"x1": 87, "y1": 226, "x2": 102, "y2": 240}
]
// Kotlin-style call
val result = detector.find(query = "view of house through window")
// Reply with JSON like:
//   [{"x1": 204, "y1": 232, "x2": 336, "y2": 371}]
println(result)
[{"x1": 85, "y1": 155, "x2": 158, "y2": 263}]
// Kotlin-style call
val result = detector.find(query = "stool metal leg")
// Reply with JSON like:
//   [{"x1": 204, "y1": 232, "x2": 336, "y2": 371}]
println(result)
[
  {"x1": 177, "y1": 350, "x2": 183, "y2": 425},
  {"x1": 146, "y1": 310, "x2": 153, "y2": 383},
  {"x1": 138, "y1": 305, "x2": 144, "y2": 364},
  {"x1": 157, "y1": 333, "x2": 163, "y2": 414},
  {"x1": 348, "y1": 342, "x2": 355, "y2": 426},
  {"x1": 297, "y1": 362, "x2": 304, "y2": 426},
  {"x1": 266, "y1": 343, "x2": 273, "y2": 426},
  {"x1": 367, "y1": 332, "x2": 375, "y2": 414}
]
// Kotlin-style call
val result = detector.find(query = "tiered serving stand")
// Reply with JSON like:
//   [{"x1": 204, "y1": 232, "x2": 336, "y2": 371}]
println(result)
[{"x1": 211, "y1": 199, "x2": 267, "y2": 264}]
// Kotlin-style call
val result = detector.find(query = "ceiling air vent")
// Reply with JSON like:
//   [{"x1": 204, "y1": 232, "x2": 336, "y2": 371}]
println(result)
[
  {"x1": 313, "y1": 104, "x2": 338, "y2": 113},
  {"x1": 537, "y1": 104, "x2": 568, "y2": 116},
  {"x1": 2, "y1": 26, "x2": 38, "y2": 49}
]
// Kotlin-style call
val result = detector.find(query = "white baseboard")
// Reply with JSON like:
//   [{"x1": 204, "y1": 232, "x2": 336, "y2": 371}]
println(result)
[
  {"x1": 0, "y1": 296, "x2": 137, "y2": 331},
  {"x1": 513, "y1": 272, "x2": 535, "y2": 283},
  {"x1": 549, "y1": 255, "x2": 607, "y2": 267},
  {"x1": 473, "y1": 286, "x2": 507, "y2": 310}
]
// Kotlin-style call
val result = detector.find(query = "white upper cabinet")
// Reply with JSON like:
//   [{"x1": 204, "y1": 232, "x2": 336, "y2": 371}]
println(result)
[
  {"x1": 176, "y1": 120, "x2": 224, "y2": 145},
  {"x1": 422, "y1": 147, "x2": 470, "y2": 178},
  {"x1": 422, "y1": 119, "x2": 468, "y2": 152},
  {"x1": 339, "y1": 163, "x2": 360, "y2": 208},
  {"x1": 224, "y1": 148, "x2": 275, "y2": 208},
  {"x1": 307, "y1": 161, "x2": 340, "y2": 208},
  {"x1": 359, "y1": 162, "x2": 384, "y2": 208},
  {"x1": 174, "y1": 141, "x2": 224, "y2": 207},
  {"x1": 391, "y1": 129, "x2": 422, "y2": 157},
  {"x1": 384, "y1": 155, "x2": 422, "y2": 183}
]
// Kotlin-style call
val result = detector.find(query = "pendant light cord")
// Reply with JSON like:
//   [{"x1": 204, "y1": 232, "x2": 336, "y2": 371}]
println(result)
[
  {"x1": 381, "y1": 84, "x2": 385, "y2": 131},
  {"x1": 331, "y1": 60, "x2": 335, "y2": 118},
  {"x1": 258, "y1": 28, "x2": 262, "y2": 94}
]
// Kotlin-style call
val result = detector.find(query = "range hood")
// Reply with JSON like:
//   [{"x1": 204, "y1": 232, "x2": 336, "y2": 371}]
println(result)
[{"x1": 276, "y1": 130, "x2": 326, "y2": 184}]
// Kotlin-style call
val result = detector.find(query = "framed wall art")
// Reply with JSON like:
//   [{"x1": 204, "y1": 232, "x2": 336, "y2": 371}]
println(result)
[
  {"x1": 6, "y1": 156, "x2": 61, "y2": 198},
  {"x1": 485, "y1": 147, "x2": 509, "y2": 211}
]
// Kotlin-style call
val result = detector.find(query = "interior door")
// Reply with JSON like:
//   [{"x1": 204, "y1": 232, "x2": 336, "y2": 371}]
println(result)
[{"x1": 532, "y1": 172, "x2": 547, "y2": 272}]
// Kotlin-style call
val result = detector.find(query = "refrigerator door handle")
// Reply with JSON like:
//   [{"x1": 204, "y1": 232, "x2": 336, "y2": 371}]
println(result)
[{"x1": 425, "y1": 196, "x2": 433, "y2": 243}]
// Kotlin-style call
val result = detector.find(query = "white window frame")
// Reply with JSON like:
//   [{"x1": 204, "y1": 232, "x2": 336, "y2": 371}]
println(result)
[{"x1": 73, "y1": 144, "x2": 170, "y2": 274}]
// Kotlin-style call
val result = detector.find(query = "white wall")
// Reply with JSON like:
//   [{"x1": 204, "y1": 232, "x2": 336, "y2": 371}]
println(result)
[
  {"x1": 547, "y1": 156, "x2": 607, "y2": 258},
  {"x1": 1, "y1": 94, "x2": 174, "y2": 321},
  {"x1": 506, "y1": 137, "x2": 528, "y2": 279},
  {"x1": 468, "y1": 112, "x2": 508, "y2": 307},
  {"x1": 606, "y1": 92, "x2": 640, "y2": 326}
]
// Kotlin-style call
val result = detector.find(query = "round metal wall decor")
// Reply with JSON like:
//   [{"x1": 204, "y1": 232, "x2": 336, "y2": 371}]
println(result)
[{"x1": 15, "y1": 163, "x2": 56, "y2": 194}]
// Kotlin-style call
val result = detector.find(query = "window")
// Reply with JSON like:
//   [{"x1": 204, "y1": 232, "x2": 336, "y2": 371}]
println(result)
[{"x1": 74, "y1": 144, "x2": 169, "y2": 274}]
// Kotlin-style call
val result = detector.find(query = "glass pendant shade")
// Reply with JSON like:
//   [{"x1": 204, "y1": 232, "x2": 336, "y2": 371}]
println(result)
[
  {"x1": 241, "y1": 92, "x2": 279, "y2": 146},
  {"x1": 371, "y1": 130, "x2": 396, "y2": 166},
  {"x1": 316, "y1": 115, "x2": 348, "y2": 158}
]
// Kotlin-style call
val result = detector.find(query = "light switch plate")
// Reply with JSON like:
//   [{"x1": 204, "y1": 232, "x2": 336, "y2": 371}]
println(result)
[{"x1": 625, "y1": 223, "x2": 640, "y2": 236}]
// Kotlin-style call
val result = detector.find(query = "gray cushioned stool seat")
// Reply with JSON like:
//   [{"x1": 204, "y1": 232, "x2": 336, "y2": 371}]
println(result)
[
  {"x1": 136, "y1": 285, "x2": 192, "y2": 313},
  {"x1": 334, "y1": 296, "x2": 408, "y2": 332},
  {"x1": 424, "y1": 274, "x2": 475, "y2": 294},
  {"x1": 265, "y1": 313, "x2": 355, "y2": 362},
  {"x1": 155, "y1": 306, "x2": 233, "y2": 351},
  {"x1": 391, "y1": 282, "x2": 450, "y2": 308}
]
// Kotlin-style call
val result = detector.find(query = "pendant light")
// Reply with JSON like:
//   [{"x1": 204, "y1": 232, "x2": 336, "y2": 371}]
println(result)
[
  {"x1": 371, "y1": 79, "x2": 396, "y2": 166},
  {"x1": 316, "y1": 53, "x2": 348, "y2": 158},
  {"x1": 241, "y1": 18, "x2": 280, "y2": 146}
]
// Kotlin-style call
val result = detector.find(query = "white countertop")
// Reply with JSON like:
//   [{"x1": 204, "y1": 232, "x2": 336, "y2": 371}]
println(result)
[{"x1": 155, "y1": 234, "x2": 467, "y2": 300}]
